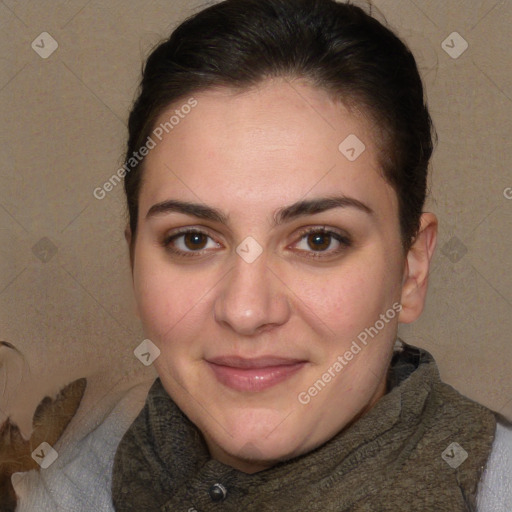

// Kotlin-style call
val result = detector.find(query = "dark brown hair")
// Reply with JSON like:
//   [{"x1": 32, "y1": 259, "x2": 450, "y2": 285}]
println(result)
[{"x1": 124, "y1": 0, "x2": 436, "y2": 255}]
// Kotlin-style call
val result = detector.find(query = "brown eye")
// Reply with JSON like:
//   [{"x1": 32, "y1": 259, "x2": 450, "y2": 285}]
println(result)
[
  {"x1": 182, "y1": 232, "x2": 208, "y2": 250},
  {"x1": 306, "y1": 232, "x2": 332, "y2": 251},
  {"x1": 162, "y1": 229, "x2": 220, "y2": 257},
  {"x1": 294, "y1": 227, "x2": 352, "y2": 258}
]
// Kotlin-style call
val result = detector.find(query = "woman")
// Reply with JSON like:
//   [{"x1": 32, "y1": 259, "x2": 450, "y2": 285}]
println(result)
[{"x1": 112, "y1": 0, "x2": 511, "y2": 510}]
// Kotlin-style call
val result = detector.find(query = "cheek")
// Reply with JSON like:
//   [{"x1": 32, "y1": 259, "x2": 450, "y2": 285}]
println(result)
[
  {"x1": 294, "y1": 253, "x2": 400, "y2": 336},
  {"x1": 132, "y1": 250, "x2": 210, "y2": 340}
]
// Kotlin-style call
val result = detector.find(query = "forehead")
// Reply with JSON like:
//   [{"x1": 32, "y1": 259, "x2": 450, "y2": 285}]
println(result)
[{"x1": 138, "y1": 78, "x2": 397, "y2": 224}]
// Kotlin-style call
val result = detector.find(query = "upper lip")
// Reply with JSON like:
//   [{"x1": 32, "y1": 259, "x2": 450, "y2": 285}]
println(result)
[{"x1": 206, "y1": 356, "x2": 306, "y2": 368}]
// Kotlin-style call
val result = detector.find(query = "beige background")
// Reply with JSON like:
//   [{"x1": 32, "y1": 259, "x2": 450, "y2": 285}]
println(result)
[{"x1": 0, "y1": 0, "x2": 511, "y2": 442}]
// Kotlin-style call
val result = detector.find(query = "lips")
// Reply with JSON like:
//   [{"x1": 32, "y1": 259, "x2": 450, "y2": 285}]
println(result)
[{"x1": 206, "y1": 356, "x2": 307, "y2": 392}]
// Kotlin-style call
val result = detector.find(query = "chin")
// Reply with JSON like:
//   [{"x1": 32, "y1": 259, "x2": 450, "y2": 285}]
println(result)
[
  {"x1": 219, "y1": 432, "x2": 303, "y2": 471},
  {"x1": 203, "y1": 409, "x2": 310, "y2": 466}
]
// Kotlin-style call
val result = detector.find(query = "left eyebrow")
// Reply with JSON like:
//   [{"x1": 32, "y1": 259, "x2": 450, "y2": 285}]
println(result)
[{"x1": 145, "y1": 195, "x2": 374, "y2": 226}]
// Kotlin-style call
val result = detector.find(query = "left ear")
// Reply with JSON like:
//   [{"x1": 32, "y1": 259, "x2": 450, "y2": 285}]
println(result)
[{"x1": 398, "y1": 212, "x2": 438, "y2": 324}]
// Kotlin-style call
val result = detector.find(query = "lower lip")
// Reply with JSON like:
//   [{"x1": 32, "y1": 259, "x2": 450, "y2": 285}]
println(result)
[{"x1": 207, "y1": 362, "x2": 306, "y2": 392}]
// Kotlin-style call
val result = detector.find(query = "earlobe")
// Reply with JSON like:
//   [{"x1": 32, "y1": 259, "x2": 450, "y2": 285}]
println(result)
[{"x1": 398, "y1": 213, "x2": 438, "y2": 324}]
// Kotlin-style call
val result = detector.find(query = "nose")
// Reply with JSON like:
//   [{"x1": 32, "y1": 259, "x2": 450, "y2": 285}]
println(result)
[{"x1": 213, "y1": 250, "x2": 291, "y2": 336}]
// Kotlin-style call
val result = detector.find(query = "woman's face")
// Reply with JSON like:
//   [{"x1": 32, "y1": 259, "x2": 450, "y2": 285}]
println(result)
[{"x1": 130, "y1": 78, "x2": 409, "y2": 472}]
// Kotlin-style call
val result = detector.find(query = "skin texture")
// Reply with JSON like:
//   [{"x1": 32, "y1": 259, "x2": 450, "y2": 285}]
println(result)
[{"x1": 126, "y1": 77, "x2": 438, "y2": 473}]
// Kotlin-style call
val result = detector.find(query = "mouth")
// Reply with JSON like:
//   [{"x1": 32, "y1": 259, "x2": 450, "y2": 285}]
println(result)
[{"x1": 206, "y1": 356, "x2": 307, "y2": 392}]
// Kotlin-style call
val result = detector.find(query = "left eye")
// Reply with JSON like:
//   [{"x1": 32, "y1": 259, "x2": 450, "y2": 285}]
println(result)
[{"x1": 293, "y1": 228, "x2": 351, "y2": 256}]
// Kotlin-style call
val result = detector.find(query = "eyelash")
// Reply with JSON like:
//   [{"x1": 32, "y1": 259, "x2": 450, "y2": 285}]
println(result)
[{"x1": 161, "y1": 226, "x2": 352, "y2": 260}]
